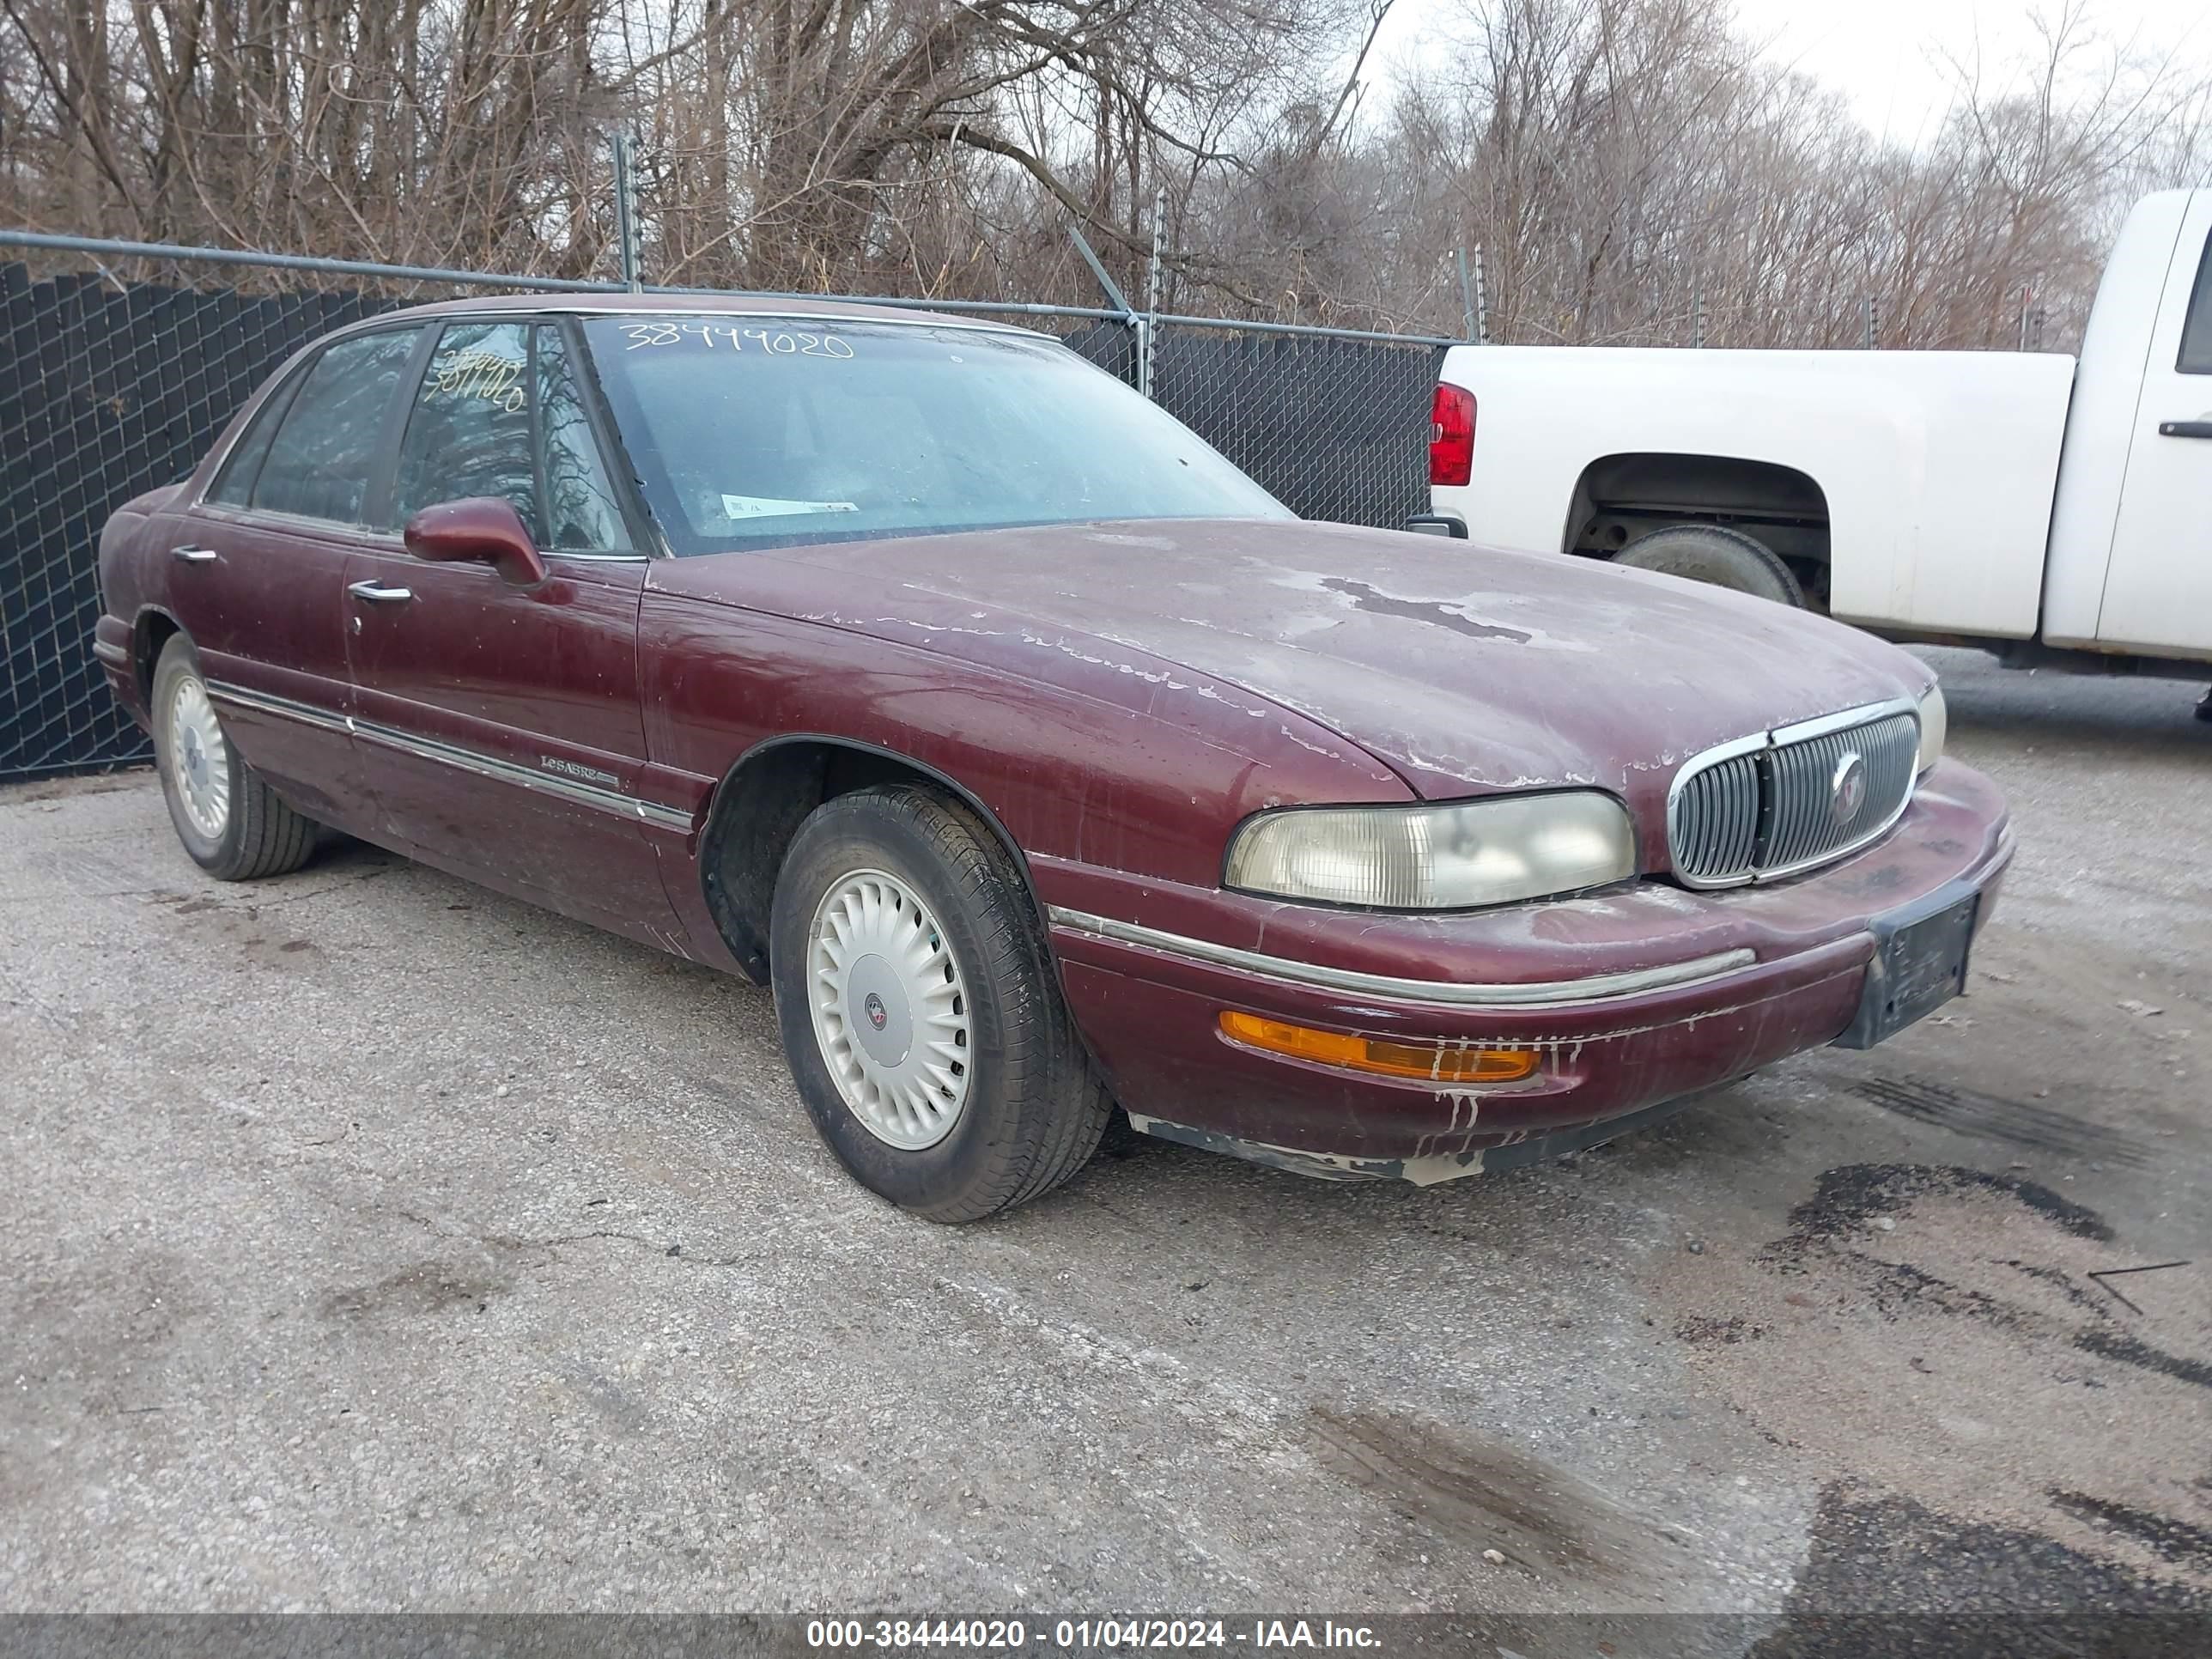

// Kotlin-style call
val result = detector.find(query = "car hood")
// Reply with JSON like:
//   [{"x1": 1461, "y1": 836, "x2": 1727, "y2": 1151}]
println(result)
[{"x1": 668, "y1": 518, "x2": 1929, "y2": 803}]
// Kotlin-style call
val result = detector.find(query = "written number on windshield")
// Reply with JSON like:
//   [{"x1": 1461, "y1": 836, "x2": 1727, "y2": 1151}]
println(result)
[{"x1": 618, "y1": 322, "x2": 854, "y2": 357}]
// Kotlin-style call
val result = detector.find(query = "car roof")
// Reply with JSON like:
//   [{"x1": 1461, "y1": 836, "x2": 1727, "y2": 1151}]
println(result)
[{"x1": 372, "y1": 290, "x2": 1043, "y2": 336}]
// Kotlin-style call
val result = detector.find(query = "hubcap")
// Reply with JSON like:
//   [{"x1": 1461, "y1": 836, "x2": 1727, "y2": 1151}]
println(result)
[
  {"x1": 807, "y1": 868, "x2": 971, "y2": 1150},
  {"x1": 167, "y1": 672, "x2": 231, "y2": 841}
]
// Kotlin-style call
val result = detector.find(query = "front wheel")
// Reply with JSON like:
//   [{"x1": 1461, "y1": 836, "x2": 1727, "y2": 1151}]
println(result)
[
  {"x1": 1613, "y1": 524, "x2": 1807, "y2": 608},
  {"x1": 770, "y1": 783, "x2": 1110, "y2": 1222},
  {"x1": 150, "y1": 635, "x2": 319, "y2": 880}
]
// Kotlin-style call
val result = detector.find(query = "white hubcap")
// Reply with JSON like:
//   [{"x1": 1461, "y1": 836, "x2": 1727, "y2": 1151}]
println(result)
[
  {"x1": 167, "y1": 673, "x2": 231, "y2": 841},
  {"x1": 808, "y1": 868, "x2": 972, "y2": 1150}
]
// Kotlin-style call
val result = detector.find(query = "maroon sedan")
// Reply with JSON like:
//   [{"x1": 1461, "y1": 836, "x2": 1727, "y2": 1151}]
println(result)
[{"x1": 93, "y1": 295, "x2": 2012, "y2": 1220}]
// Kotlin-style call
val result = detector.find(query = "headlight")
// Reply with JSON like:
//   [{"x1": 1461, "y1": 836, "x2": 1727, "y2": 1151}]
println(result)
[
  {"x1": 1917, "y1": 684, "x2": 1947, "y2": 775},
  {"x1": 1224, "y1": 792, "x2": 1636, "y2": 910}
]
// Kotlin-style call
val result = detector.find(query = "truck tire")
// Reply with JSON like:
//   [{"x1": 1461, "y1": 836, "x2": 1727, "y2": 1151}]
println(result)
[{"x1": 1613, "y1": 525, "x2": 1807, "y2": 608}]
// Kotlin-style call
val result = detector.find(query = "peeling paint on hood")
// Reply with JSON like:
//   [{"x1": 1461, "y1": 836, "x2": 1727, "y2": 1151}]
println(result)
[{"x1": 659, "y1": 516, "x2": 1929, "y2": 809}]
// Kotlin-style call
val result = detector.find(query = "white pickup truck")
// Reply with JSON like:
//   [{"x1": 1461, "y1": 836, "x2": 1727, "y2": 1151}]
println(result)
[{"x1": 1419, "y1": 188, "x2": 2212, "y2": 701}]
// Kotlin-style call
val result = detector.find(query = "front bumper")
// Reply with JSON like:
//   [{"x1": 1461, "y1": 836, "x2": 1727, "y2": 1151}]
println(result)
[{"x1": 1042, "y1": 759, "x2": 2011, "y2": 1182}]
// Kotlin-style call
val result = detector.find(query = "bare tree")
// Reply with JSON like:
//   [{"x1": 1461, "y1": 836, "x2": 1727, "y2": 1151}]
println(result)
[{"x1": 0, "y1": 0, "x2": 2203, "y2": 341}]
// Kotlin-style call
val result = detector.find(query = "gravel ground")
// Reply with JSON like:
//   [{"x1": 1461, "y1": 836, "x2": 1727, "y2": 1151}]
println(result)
[{"x1": 1, "y1": 648, "x2": 2206, "y2": 1650}]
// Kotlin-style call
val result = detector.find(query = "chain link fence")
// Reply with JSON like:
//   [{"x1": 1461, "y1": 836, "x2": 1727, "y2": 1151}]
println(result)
[
  {"x1": 1147, "y1": 320, "x2": 1442, "y2": 530},
  {"x1": 0, "y1": 231, "x2": 1449, "y2": 783}
]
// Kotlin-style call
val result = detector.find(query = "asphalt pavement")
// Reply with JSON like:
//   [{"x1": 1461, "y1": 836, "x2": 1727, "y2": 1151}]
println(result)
[{"x1": 2, "y1": 649, "x2": 2206, "y2": 1653}]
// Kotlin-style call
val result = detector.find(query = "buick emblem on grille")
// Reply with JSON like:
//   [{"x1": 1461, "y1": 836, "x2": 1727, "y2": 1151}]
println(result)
[{"x1": 1831, "y1": 750, "x2": 1869, "y2": 823}]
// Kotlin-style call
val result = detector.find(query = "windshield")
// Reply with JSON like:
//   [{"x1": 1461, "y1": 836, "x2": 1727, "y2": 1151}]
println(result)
[{"x1": 580, "y1": 315, "x2": 1288, "y2": 555}]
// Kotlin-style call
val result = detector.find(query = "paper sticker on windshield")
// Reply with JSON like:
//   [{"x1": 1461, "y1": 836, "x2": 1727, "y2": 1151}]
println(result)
[{"x1": 721, "y1": 493, "x2": 858, "y2": 519}]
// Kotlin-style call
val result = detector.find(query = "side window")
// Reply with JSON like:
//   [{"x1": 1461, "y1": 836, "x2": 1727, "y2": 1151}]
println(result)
[
  {"x1": 533, "y1": 325, "x2": 629, "y2": 550},
  {"x1": 2179, "y1": 228, "x2": 2212, "y2": 375},
  {"x1": 392, "y1": 321, "x2": 538, "y2": 536},
  {"x1": 252, "y1": 328, "x2": 422, "y2": 522},
  {"x1": 207, "y1": 372, "x2": 299, "y2": 507}
]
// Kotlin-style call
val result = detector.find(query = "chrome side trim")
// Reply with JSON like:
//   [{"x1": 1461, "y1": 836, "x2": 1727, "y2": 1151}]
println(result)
[
  {"x1": 1047, "y1": 907, "x2": 1757, "y2": 1008},
  {"x1": 1667, "y1": 696, "x2": 1920, "y2": 890},
  {"x1": 350, "y1": 722, "x2": 695, "y2": 832},
  {"x1": 206, "y1": 681, "x2": 693, "y2": 833},
  {"x1": 92, "y1": 640, "x2": 130, "y2": 666},
  {"x1": 208, "y1": 682, "x2": 351, "y2": 736}
]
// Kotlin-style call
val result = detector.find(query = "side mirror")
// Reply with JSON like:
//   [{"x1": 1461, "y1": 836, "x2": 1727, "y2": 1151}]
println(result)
[
  {"x1": 1401, "y1": 514, "x2": 1469, "y2": 539},
  {"x1": 403, "y1": 497, "x2": 549, "y2": 586}
]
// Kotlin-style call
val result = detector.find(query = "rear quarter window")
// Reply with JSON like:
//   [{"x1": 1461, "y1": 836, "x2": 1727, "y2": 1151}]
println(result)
[
  {"x1": 2179, "y1": 225, "x2": 2212, "y2": 375},
  {"x1": 252, "y1": 327, "x2": 423, "y2": 522},
  {"x1": 207, "y1": 372, "x2": 301, "y2": 507}
]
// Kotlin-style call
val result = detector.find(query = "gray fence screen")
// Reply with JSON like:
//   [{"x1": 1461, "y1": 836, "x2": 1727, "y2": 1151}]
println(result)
[{"x1": 1, "y1": 240, "x2": 1446, "y2": 783}]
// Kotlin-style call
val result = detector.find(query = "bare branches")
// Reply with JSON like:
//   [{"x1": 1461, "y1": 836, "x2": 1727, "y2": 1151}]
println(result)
[{"x1": 0, "y1": 0, "x2": 2201, "y2": 337}]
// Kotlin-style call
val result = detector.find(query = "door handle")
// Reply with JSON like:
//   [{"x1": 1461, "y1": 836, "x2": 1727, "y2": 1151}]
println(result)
[
  {"x1": 2158, "y1": 421, "x2": 2212, "y2": 439},
  {"x1": 170, "y1": 544, "x2": 219, "y2": 563},
  {"x1": 347, "y1": 580, "x2": 414, "y2": 604}
]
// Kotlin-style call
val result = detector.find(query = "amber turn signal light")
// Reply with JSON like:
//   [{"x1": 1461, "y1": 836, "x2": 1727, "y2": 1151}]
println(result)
[{"x1": 1217, "y1": 1011, "x2": 1539, "y2": 1085}]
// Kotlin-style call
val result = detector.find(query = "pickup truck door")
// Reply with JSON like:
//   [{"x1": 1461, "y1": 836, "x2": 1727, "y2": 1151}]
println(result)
[{"x1": 2094, "y1": 191, "x2": 2212, "y2": 654}]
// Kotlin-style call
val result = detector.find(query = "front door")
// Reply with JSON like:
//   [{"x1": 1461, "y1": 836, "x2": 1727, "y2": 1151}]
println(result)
[
  {"x1": 2097, "y1": 191, "x2": 2212, "y2": 655},
  {"x1": 343, "y1": 317, "x2": 680, "y2": 931},
  {"x1": 155, "y1": 324, "x2": 426, "y2": 830}
]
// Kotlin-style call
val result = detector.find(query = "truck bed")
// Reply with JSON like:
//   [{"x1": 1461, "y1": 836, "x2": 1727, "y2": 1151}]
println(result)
[{"x1": 1435, "y1": 345, "x2": 2079, "y2": 640}]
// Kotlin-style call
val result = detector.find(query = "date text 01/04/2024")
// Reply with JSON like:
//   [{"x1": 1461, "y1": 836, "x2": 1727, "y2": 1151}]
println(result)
[{"x1": 804, "y1": 1618, "x2": 1384, "y2": 1650}]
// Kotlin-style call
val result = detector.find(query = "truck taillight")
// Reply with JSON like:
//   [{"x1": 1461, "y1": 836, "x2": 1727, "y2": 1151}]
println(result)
[{"x1": 1429, "y1": 383, "x2": 1475, "y2": 487}]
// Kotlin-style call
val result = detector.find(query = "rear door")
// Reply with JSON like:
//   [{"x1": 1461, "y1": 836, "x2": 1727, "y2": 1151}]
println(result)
[
  {"x1": 151, "y1": 325, "x2": 424, "y2": 829},
  {"x1": 342, "y1": 316, "x2": 680, "y2": 927},
  {"x1": 2095, "y1": 190, "x2": 2212, "y2": 654}
]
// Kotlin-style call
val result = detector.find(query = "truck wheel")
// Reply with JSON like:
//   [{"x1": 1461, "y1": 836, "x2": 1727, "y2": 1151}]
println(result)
[
  {"x1": 151, "y1": 635, "x2": 319, "y2": 880},
  {"x1": 770, "y1": 782, "x2": 1111, "y2": 1223},
  {"x1": 1613, "y1": 525, "x2": 1806, "y2": 608}
]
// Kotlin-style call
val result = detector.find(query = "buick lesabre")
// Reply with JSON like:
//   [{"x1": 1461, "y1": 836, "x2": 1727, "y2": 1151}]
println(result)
[{"x1": 92, "y1": 295, "x2": 2012, "y2": 1220}]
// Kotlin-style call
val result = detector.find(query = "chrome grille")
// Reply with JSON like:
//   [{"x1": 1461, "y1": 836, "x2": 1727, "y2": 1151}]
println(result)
[
  {"x1": 1671, "y1": 750, "x2": 1763, "y2": 884},
  {"x1": 1668, "y1": 705, "x2": 1920, "y2": 887}
]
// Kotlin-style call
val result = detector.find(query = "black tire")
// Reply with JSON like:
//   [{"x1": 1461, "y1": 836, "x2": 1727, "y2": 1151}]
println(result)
[
  {"x1": 149, "y1": 635, "x2": 319, "y2": 881},
  {"x1": 1613, "y1": 524, "x2": 1807, "y2": 608},
  {"x1": 770, "y1": 783, "x2": 1110, "y2": 1223}
]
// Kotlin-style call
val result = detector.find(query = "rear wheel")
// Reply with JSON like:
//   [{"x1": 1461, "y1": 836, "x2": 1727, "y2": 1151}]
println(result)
[
  {"x1": 150, "y1": 635, "x2": 318, "y2": 880},
  {"x1": 1613, "y1": 524, "x2": 1807, "y2": 608},
  {"x1": 770, "y1": 783, "x2": 1109, "y2": 1222}
]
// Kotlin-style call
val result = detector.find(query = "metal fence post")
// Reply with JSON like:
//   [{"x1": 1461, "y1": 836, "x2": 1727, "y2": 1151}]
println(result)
[
  {"x1": 1692, "y1": 277, "x2": 1704, "y2": 349},
  {"x1": 1863, "y1": 295, "x2": 1877, "y2": 350},
  {"x1": 1455, "y1": 247, "x2": 1476, "y2": 343},
  {"x1": 1472, "y1": 245, "x2": 1489, "y2": 345},
  {"x1": 612, "y1": 130, "x2": 642, "y2": 292},
  {"x1": 1066, "y1": 221, "x2": 1145, "y2": 393},
  {"x1": 1144, "y1": 187, "x2": 1164, "y2": 401}
]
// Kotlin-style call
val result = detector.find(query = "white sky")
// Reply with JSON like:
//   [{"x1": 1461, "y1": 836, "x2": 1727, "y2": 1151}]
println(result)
[{"x1": 1366, "y1": 0, "x2": 2212, "y2": 153}]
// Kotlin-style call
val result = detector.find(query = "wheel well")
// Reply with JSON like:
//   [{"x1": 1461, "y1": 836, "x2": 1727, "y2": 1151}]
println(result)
[
  {"x1": 1565, "y1": 453, "x2": 1831, "y2": 570},
  {"x1": 696, "y1": 738, "x2": 1036, "y2": 987},
  {"x1": 134, "y1": 609, "x2": 182, "y2": 707}
]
